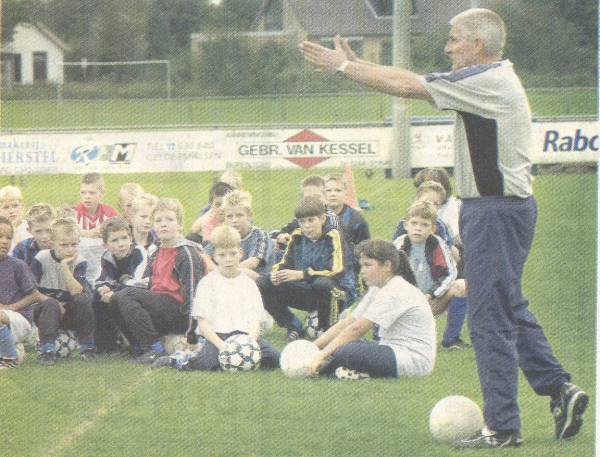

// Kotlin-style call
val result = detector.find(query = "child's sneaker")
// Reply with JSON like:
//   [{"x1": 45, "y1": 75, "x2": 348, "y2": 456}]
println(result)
[
  {"x1": 39, "y1": 351, "x2": 56, "y2": 366},
  {"x1": 80, "y1": 349, "x2": 97, "y2": 361},
  {"x1": 334, "y1": 366, "x2": 370, "y2": 380},
  {"x1": 0, "y1": 358, "x2": 18, "y2": 369},
  {"x1": 441, "y1": 338, "x2": 472, "y2": 351},
  {"x1": 551, "y1": 382, "x2": 589, "y2": 440},
  {"x1": 151, "y1": 355, "x2": 176, "y2": 369},
  {"x1": 135, "y1": 349, "x2": 167, "y2": 364},
  {"x1": 286, "y1": 328, "x2": 300, "y2": 342},
  {"x1": 455, "y1": 427, "x2": 523, "y2": 448}
]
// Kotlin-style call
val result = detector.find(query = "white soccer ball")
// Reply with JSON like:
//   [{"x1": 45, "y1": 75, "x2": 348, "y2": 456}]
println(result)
[
  {"x1": 55, "y1": 330, "x2": 79, "y2": 358},
  {"x1": 429, "y1": 395, "x2": 484, "y2": 444},
  {"x1": 218, "y1": 334, "x2": 261, "y2": 372},
  {"x1": 280, "y1": 339, "x2": 320, "y2": 378},
  {"x1": 303, "y1": 311, "x2": 319, "y2": 340}
]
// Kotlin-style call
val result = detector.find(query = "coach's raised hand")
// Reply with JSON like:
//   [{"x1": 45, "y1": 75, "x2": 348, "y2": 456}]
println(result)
[{"x1": 299, "y1": 35, "x2": 347, "y2": 73}]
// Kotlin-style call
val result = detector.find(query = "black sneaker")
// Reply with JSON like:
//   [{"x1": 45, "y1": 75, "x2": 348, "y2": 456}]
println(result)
[
  {"x1": 151, "y1": 355, "x2": 176, "y2": 369},
  {"x1": 551, "y1": 382, "x2": 589, "y2": 440},
  {"x1": 80, "y1": 349, "x2": 97, "y2": 361},
  {"x1": 0, "y1": 358, "x2": 18, "y2": 369},
  {"x1": 135, "y1": 350, "x2": 167, "y2": 364},
  {"x1": 334, "y1": 367, "x2": 370, "y2": 380},
  {"x1": 441, "y1": 338, "x2": 472, "y2": 351},
  {"x1": 286, "y1": 328, "x2": 300, "y2": 342},
  {"x1": 39, "y1": 351, "x2": 57, "y2": 366},
  {"x1": 455, "y1": 427, "x2": 523, "y2": 448}
]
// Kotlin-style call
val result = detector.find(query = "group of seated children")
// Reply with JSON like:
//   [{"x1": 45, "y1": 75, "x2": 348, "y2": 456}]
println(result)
[{"x1": 0, "y1": 166, "x2": 464, "y2": 380}]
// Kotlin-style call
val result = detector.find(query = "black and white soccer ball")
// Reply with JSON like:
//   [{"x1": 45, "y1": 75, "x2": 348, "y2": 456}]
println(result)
[
  {"x1": 55, "y1": 330, "x2": 79, "y2": 358},
  {"x1": 218, "y1": 334, "x2": 261, "y2": 372},
  {"x1": 303, "y1": 311, "x2": 320, "y2": 340}
]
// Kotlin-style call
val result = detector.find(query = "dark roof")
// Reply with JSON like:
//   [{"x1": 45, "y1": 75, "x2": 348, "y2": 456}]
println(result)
[
  {"x1": 34, "y1": 23, "x2": 70, "y2": 51},
  {"x1": 256, "y1": 0, "x2": 392, "y2": 37}
]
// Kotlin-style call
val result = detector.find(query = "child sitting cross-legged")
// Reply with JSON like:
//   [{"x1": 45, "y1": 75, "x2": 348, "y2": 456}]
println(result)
[
  {"x1": 31, "y1": 217, "x2": 96, "y2": 365},
  {"x1": 12, "y1": 203, "x2": 55, "y2": 266},
  {"x1": 0, "y1": 185, "x2": 29, "y2": 252},
  {"x1": 93, "y1": 216, "x2": 148, "y2": 353},
  {"x1": 75, "y1": 173, "x2": 119, "y2": 283},
  {"x1": 111, "y1": 198, "x2": 206, "y2": 363},
  {"x1": 204, "y1": 190, "x2": 274, "y2": 281},
  {"x1": 258, "y1": 196, "x2": 354, "y2": 340},
  {"x1": 0, "y1": 216, "x2": 46, "y2": 369},
  {"x1": 153, "y1": 225, "x2": 280, "y2": 370},
  {"x1": 188, "y1": 181, "x2": 233, "y2": 245},
  {"x1": 309, "y1": 239, "x2": 436, "y2": 380},
  {"x1": 118, "y1": 182, "x2": 144, "y2": 225},
  {"x1": 130, "y1": 193, "x2": 159, "y2": 257},
  {"x1": 393, "y1": 200, "x2": 465, "y2": 317}
]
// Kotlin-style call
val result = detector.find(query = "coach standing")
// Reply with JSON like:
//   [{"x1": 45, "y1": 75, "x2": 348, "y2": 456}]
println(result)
[{"x1": 300, "y1": 8, "x2": 588, "y2": 449}]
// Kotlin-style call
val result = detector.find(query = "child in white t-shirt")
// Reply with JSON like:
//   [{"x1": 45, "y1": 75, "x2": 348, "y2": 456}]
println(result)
[
  {"x1": 155, "y1": 225, "x2": 279, "y2": 370},
  {"x1": 309, "y1": 239, "x2": 436, "y2": 379}
]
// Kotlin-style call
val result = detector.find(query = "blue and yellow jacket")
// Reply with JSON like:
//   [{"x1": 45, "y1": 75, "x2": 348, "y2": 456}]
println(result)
[{"x1": 274, "y1": 226, "x2": 346, "y2": 280}]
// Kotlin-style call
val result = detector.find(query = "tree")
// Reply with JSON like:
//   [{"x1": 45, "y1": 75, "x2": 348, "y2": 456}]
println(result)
[
  {"x1": 1, "y1": 0, "x2": 34, "y2": 42},
  {"x1": 216, "y1": 0, "x2": 263, "y2": 32},
  {"x1": 494, "y1": 0, "x2": 597, "y2": 85},
  {"x1": 147, "y1": 0, "x2": 212, "y2": 58}
]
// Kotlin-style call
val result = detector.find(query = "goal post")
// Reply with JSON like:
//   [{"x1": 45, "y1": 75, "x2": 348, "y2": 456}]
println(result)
[{"x1": 58, "y1": 59, "x2": 171, "y2": 99}]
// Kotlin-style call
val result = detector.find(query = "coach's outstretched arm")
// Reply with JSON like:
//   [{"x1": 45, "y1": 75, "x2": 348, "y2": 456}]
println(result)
[{"x1": 299, "y1": 35, "x2": 432, "y2": 102}]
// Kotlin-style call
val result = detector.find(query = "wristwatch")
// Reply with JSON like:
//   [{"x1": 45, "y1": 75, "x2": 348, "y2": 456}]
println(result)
[{"x1": 336, "y1": 60, "x2": 350, "y2": 77}]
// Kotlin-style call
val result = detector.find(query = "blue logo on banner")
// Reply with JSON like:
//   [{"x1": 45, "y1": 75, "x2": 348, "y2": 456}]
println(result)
[{"x1": 71, "y1": 145, "x2": 100, "y2": 164}]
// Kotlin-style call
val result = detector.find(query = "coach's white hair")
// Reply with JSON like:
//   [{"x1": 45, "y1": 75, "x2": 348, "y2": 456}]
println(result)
[{"x1": 450, "y1": 8, "x2": 506, "y2": 58}]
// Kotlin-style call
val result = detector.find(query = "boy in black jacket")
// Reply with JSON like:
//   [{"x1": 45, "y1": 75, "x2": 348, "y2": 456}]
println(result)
[
  {"x1": 94, "y1": 217, "x2": 147, "y2": 353},
  {"x1": 112, "y1": 198, "x2": 206, "y2": 363}
]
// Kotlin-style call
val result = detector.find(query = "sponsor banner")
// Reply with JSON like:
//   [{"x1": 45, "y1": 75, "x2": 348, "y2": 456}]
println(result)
[
  {"x1": 0, "y1": 120, "x2": 596, "y2": 174},
  {"x1": 534, "y1": 121, "x2": 599, "y2": 163},
  {"x1": 232, "y1": 128, "x2": 387, "y2": 169}
]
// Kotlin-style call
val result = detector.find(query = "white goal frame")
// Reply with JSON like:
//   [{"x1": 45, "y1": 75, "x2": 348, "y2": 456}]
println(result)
[{"x1": 58, "y1": 59, "x2": 171, "y2": 99}]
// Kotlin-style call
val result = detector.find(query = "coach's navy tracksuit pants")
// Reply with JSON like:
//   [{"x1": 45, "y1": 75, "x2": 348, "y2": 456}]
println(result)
[{"x1": 461, "y1": 196, "x2": 570, "y2": 433}]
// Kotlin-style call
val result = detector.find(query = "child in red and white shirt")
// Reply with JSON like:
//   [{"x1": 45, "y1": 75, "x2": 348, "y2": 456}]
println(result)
[{"x1": 74, "y1": 173, "x2": 119, "y2": 283}]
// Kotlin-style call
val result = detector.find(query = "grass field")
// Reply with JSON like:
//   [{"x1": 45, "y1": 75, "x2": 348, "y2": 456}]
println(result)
[
  {"x1": 0, "y1": 87, "x2": 597, "y2": 130},
  {"x1": 0, "y1": 170, "x2": 595, "y2": 457}
]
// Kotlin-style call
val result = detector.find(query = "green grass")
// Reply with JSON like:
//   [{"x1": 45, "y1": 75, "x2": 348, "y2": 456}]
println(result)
[
  {"x1": 0, "y1": 87, "x2": 596, "y2": 130},
  {"x1": 0, "y1": 170, "x2": 595, "y2": 456}
]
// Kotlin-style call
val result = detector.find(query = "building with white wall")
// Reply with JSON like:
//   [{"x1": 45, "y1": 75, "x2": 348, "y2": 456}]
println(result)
[{"x1": 1, "y1": 23, "x2": 69, "y2": 85}]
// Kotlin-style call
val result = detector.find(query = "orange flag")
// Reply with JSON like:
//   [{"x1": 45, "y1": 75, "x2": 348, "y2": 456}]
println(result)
[{"x1": 343, "y1": 164, "x2": 359, "y2": 208}]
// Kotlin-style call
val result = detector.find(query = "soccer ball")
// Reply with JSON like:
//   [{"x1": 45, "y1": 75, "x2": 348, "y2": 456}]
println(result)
[
  {"x1": 280, "y1": 340, "x2": 319, "y2": 378},
  {"x1": 303, "y1": 311, "x2": 319, "y2": 340},
  {"x1": 218, "y1": 334, "x2": 261, "y2": 372},
  {"x1": 55, "y1": 330, "x2": 79, "y2": 358},
  {"x1": 429, "y1": 395, "x2": 484, "y2": 444}
]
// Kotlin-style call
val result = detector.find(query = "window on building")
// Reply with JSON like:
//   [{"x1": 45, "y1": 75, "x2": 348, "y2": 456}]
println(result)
[
  {"x1": 1, "y1": 53, "x2": 22, "y2": 82},
  {"x1": 33, "y1": 52, "x2": 48, "y2": 82},
  {"x1": 264, "y1": 0, "x2": 283, "y2": 31},
  {"x1": 14, "y1": 54, "x2": 22, "y2": 82}
]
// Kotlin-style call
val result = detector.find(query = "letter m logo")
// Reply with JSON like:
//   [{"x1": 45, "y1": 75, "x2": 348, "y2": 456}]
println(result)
[{"x1": 108, "y1": 143, "x2": 136, "y2": 163}]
